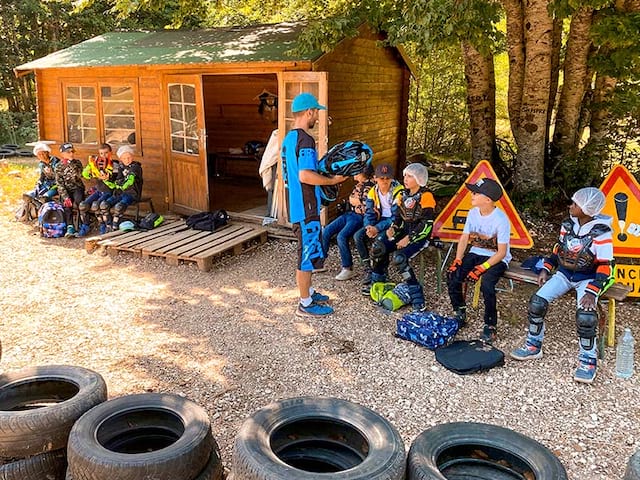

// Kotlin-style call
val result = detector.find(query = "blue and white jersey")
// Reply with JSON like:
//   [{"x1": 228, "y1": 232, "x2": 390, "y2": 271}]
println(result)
[{"x1": 281, "y1": 129, "x2": 321, "y2": 224}]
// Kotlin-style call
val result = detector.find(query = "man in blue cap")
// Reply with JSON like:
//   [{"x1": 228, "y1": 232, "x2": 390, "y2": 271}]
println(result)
[{"x1": 281, "y1": 92, "x2": 347, "y2": 317}]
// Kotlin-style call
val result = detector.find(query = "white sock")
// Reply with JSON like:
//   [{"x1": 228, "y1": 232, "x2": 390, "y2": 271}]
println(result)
[{"x1": 300, "y1": 296, "x2": 312, "y2": 307}]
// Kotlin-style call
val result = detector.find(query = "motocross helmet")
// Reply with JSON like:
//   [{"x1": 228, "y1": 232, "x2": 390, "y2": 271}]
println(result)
[{"x1": 318, "y1": 140, "x2": 373, "y2": 176}]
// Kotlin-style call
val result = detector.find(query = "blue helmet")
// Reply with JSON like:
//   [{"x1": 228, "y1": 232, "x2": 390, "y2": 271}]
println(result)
[{"x1": 318, "y1": 141, "x2": 373, "y2": 176}]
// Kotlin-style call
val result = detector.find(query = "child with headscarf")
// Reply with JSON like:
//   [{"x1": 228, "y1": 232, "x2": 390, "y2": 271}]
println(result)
[{"x1": 510, "y1": 187, "x2": 614, "y2": 385}]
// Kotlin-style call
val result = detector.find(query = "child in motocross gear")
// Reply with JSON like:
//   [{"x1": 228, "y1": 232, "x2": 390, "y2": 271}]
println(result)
[
  {"x1": 355, "y1": 163, "x2": 404, "y2": 289},
  {"x1": 321, "y1": 164, "x2": 375, "y2": 280},
  {"x1": 447, "y1": 177, "x2": 511, "y2": 343},
  {"x1": 368, "y1": 162, "x2": 436, "y2": 310},
  {"x1": 21, "y1": 142, "x2": 60, "y2": 220},
  {"x1": 511, "y1": 187, "x2": 614, "y2": 385},
  {"x1": 76, "y1": 143, "x2": 115, "y2": 237},
  {"x1": 100, "y1": 145, "x2": 143, "y2": 231},
  {"x1": 54, "y1": 143, "x2": 85, "y2": 237}
]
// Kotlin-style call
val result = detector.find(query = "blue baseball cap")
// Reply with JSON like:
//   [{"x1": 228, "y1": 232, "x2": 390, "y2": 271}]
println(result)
[{"x1": 291, "y1": 93, "x2": 327, "y2": 113}]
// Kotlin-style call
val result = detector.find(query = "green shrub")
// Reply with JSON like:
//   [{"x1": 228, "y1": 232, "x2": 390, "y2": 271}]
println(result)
[{"x1": 0, "y1": 111, "x2": 37, "y2": 146}]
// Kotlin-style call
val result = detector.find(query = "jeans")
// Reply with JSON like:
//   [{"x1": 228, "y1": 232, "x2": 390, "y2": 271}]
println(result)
[
  {"x1": 447, "y1": 252, "x2": 507, "y2": 326},
  {"x1": 321, "y1": 212, "x2": 363, "y2": 268}
]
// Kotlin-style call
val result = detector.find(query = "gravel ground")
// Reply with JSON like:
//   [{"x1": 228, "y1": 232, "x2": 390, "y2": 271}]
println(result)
[{"x1": 0, "y1": 200, "x2": 639, "y2": 479}]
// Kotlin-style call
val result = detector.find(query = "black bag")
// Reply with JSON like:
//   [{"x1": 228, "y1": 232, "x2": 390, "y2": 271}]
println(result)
[
  {"x1": 186, "y1": 210, "x2": 229, "y2": 232},
  {"x1": 139, "y1": 212, "x2": 164, "y2": 230},
  {"x1": 435, "y1": 340, "x2": 505, "y2": 375}
]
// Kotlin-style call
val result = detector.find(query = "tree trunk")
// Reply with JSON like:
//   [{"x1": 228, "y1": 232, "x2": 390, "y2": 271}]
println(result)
[
  {"x1": 462, "y1": 41, "x2": 496, "y2": 165},
  {"x1": 588, "y1": 73, "x2": 617, "y2": 146},
  {"x1": 512, "y1": 0, "x2": 554, "y2": 194},
  {"x1": 502, "y1": 0, "x2": 525, "y2": 136},
  {"x1": 551, "y1": 7, "x2": 593, "y2": 160}
]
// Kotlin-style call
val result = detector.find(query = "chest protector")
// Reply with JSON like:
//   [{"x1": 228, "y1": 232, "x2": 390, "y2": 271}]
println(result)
[
  {"x1": 556, "y1": 219, "x2": 611, "y2": 272},
  {"x1": 398, "y1": 189, "x2": 426, "y2": 222}
]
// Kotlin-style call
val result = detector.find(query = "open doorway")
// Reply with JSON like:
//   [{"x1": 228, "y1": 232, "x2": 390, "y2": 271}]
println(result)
[{"x1": 203, "y1": 74, "x2": 278, "y2": 218}]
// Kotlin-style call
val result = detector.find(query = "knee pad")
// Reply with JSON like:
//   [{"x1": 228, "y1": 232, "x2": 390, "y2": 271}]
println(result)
[
  {"x1": 114, "y1": 202, "x2": 127, "y2": 215},
  {"x1": 371, "y1": 238, "x2": 386, "y2": 260},
  {"x1": 78, "y1": 201, "x2": 90, "y2": 213},
  {"x1": 528, "y1": 294, "x2": 548, "y2": 335},
  {"x1": 392, "y1": 251, "x2": 411, "y2": 277},
  {"x1": 99, "y1": 201, "x2": 111, "y2": 214},
  {"x1": 90, "y1": 201, "x2": 101, "y2": 213},
  {"x1": 576, "y1": 309, "x2": 598, "y2": 339}
]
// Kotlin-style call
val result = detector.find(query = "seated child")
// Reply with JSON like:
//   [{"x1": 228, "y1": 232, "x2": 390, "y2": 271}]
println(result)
[
  {"x1": 54, "y1": 142, "x2": 85, "y2": 237},
  {"x1": 77, "y1": 143, "x2": 115, "y2": 236},
  {"x1": 100, "y1": 146, "x2": 143, "y2": 231},
  {"x1": 367, "y1": 163, "x2": 436, "y2": 310},
  {"x1": 321, "y1": 164, "x2": 375, "y2": 280},
  {"x1": 510, "y1": 187, "x2": 614, "y2": 385},
  {"x1": 21, "y1": 142, "x2": 60, "y2": 220},
  {"x1": 446, "y1": 178, "x2": 511, "y2": 342},
  {"x1": 355, "y1": 163, "x2": 404, "y2": 289}
]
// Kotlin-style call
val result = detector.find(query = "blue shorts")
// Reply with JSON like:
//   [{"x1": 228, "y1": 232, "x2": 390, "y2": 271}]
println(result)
[{"x1": 293, "y1": 216, "x2": 325, "y2": 272}]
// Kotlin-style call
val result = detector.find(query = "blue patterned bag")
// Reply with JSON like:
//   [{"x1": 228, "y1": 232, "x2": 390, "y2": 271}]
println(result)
[{"x1": 395, "y1": 310, "x2": 460, "y2": 350}]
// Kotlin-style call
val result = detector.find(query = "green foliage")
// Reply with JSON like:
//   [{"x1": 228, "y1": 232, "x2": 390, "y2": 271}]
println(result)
[
  {"x1": 0, "y1": 111, "x2": 37, "y2": 145},
  {"x1": 406, "y1": 43, "x2": 470, "y2": 157}
]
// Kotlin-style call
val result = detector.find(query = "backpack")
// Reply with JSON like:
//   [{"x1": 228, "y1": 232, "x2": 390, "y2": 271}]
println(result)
[
  {"x1": 395, "y1": 310, "x2": 460, "y2": 350},
  {"x1": 37, "y1": 202, "x2": 66, "y2": 238},
  {"x1": 370, "y1": 282, "x2": 411, "y2": 311},
  {"x1": 435, "y1": 340, "x2": 505, "y2": 375},
  {"x1": 139, "y1": 212, "x2": 164, "y2": 230},
  {"x1": 186, "y1": 210, "x2": 229, "y2": 232}
]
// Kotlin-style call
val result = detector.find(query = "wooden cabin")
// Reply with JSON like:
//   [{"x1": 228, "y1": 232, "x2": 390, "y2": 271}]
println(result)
[{"x1": 15, "y1": 22, "x2": 414, "y2": 224}]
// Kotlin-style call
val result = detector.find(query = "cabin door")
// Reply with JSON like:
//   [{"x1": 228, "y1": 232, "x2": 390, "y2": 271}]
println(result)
[
  {"x1": 164, "y1": 75, "x2": 208, "y2": 215},
  {"x1": 274, "y1": 72, "x2": 329, "y2": 224}
]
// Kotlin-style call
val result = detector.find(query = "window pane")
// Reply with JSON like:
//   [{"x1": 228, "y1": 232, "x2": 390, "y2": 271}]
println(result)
[
  {"x1": 67, "y1": 100, "x2": 81, "y2": 114},
  {"x1": 169, "y1": 85, "x2": 183, "y2": 103},
  {"x1": 169, "y1": 104, "x2": 183, "y2": 121},
  {"x1": 100, "y1": 84, "x2": 136, "y2": 147},
  {"x1": 182, "y1": 85, "x2": 196, "y2": 104},
  {"x1": 82, "y1": 115, "x2": 96, "y2": 128},
  {"x1": 81, "y1": 87, "x2": 95, "y2": 100},
  {"x1": 172, "y1": 137, "x2": 184, "y2": 152},
  {"x1": 186, "y1": 138, "x2": 199, "y2": 155},
  {"x1": 67, "y1": 86, "x2": 80, "y2": 99},
  {"x1": 66, "y1": 86, "x2": 96, "y2": 145}
]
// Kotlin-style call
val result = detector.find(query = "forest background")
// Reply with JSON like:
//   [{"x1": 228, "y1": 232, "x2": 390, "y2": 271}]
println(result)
[{"x1": 0, "y1": 0, "x2": 638, "y2": 208}]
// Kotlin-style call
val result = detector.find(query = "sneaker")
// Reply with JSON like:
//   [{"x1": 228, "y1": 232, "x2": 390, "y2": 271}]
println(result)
[
  {"x1": 296, "y1": 301, "x2": 334, "y2": 317},
  {"x1": 65, "y1": 225, "x2": 77, "y2": 237},
  {"x1": 75, "y1": 224, "x2": 90, "y2": 237},
  {"x1": 412, "y1": 303, "x2": 426, "y2": 312},
  {"x1": 99, "y1": 224, "x2": 107, "y2": 235},
  {"x1": 574, "y1": 357, "x2": 597, "y2": 384},
  {"x1": 361, "y1": 283, "x2": 372, "y2": 296},
  {"x1": 311, "y1": 291, "x2": 330, "y2": 304},
  {"x1": 510, "y1": 340, "x2": 543, "y2": 360},
  {"x1": 335, "y1": 268, "x2": 356, "y2": 281},
  {"x1": 312, "y1": 266, "x2": 327, "y2": 273},
  {"x1": 480, "y1": 325, "x2": 497, "y2": 343},
  {"x1": 454, "y1": 307, "x2": 467, "y2": 327}
]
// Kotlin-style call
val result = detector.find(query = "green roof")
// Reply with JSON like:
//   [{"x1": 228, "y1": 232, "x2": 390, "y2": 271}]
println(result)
[{"x1": 16, "y1": 22, "x2": 321, "y2": 70}]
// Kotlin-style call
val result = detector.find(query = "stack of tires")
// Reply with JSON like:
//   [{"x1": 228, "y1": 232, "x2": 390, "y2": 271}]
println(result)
[
  {"x1": 66, "y1": 393, "x2": 223, "y2": 480},
  {"x1": 0, "y1": 365, "x2": 108, "y2": 479}
]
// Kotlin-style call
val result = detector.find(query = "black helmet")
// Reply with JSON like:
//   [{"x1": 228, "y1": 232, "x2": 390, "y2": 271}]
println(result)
[
  {"x1": 318, "y1": 140, "x2": 373, "y2": 176},
  {"x1": 319, "y1": 184, "x2": 339, "y2": 205}
]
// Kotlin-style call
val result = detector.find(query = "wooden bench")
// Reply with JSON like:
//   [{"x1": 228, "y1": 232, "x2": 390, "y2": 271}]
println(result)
[{"x1": 471, "y1": 261, "x2": 632, "y2": 357}]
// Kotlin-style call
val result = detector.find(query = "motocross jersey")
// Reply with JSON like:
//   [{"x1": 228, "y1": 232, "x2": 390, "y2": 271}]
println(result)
[{"x1": 391, "y1": 186, "x2": 436, "y2": 243}]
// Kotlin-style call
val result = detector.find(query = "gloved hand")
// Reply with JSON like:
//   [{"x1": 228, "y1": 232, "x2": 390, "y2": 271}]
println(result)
[
  {"x1": 447, "y1": 258, "x2": 462, "y2": 281},
  {"x1": 467, "y1": 262, "x2": 491, "y2": 282},
  {"x1": 63, "y1": 197, "x2": 72, "y2": 208}
]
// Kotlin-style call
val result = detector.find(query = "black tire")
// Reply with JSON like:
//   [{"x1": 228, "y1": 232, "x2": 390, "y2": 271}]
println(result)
[
  {"x1": 66, "y1": 447, "x2": 223, "y2": 480},
  {"x1": 67, "y1": 393, "x2": 214, "y2": 480},
  {"x1": 0, "y1": 449, "x2": 66, "y2": 479},
  {"x1": 1, "y1": 144, "x2": 19, "y2": 150},
  {"x1": 0, "y1": 365, "x2": 108, "y2": 458},
  {"x1": 0, "y1": 149, "x2": 15, "y2": 158},
  {"x1": 407, "y1": 422, "x2": 568, "y2": 480},
  {"x1": 231, "y1": 396, "x2": 406, "y2": 480},
  {"x1": 16, "y1": 149, "x2": 34, "y2": 157},
  {"x1": 625, "y1": 449, "x2": 640, "y2": 480}
]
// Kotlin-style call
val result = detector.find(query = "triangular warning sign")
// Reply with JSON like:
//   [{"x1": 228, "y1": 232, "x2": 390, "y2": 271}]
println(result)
[
  {"x1": 599, "y1": 165, "x2": 640, "y2": 258},
  {"x1": 433, "y1": 160, "x2": 533, "y2": 248}
]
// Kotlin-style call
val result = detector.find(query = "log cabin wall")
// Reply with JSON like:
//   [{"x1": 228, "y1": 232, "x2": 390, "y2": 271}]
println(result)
[
  {"x1": 34, "y1": 66, "x2": 167, "y2": 213},
  {"x1": 313, "y1": 26, "x2": 410, "y2": 216}
]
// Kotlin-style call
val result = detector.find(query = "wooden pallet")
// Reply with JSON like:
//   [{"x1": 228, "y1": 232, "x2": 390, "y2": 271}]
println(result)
[{"x1": 85, "y1": 220, "x2": 267, "y2": 271}]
